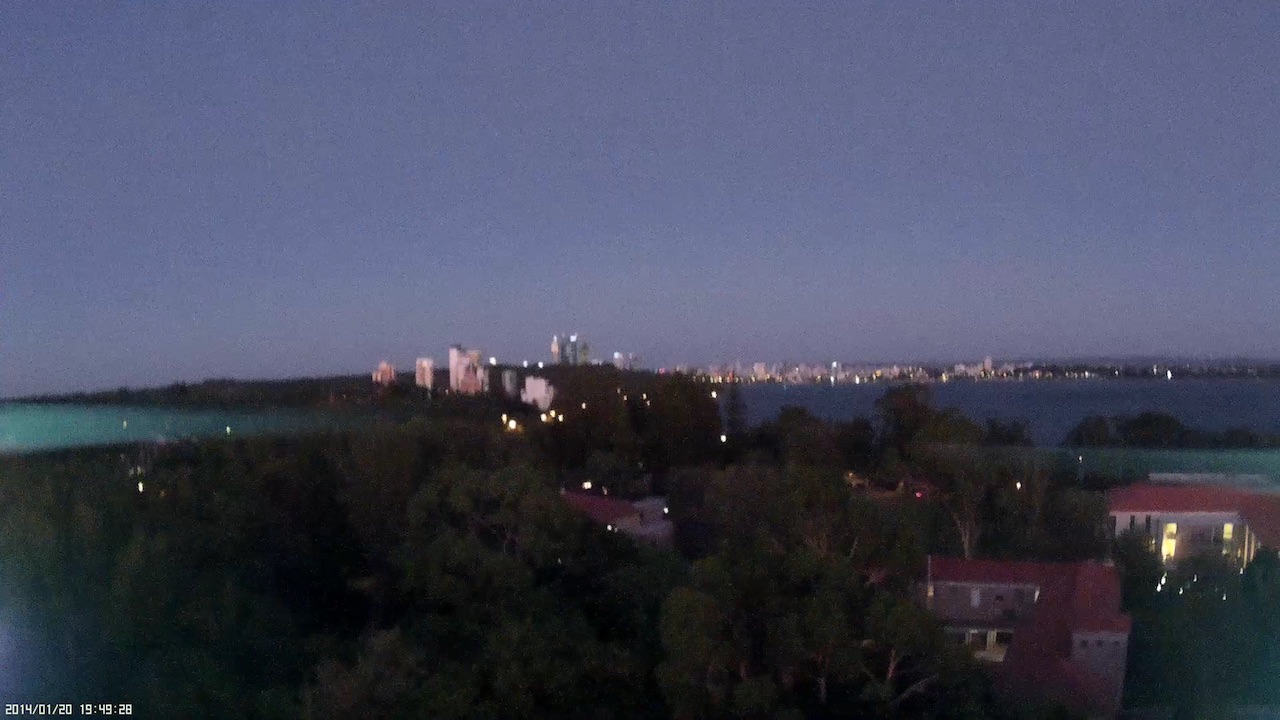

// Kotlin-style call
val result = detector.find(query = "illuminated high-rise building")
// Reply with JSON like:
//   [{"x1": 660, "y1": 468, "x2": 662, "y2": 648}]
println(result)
[
  {"x1": 372, "y1": 361, "x2": 396, "y2": 386},
  {"x1": 449, "y1": 345, "x2": 488, "y2": 395},
  {"x1": 415, "y1": 358, "x2": 434, "y2": 389}
]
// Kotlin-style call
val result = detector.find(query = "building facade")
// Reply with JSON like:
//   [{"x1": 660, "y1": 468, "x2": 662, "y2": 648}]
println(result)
[
  {"x1": 1106, "y1": 484, "x2": 1280, "y2": 567},
  {"x1": 414, "y1": 358, "x2": 434, "y2": 389},
  {"x1": 372, "y1": 361, "x2": 396, "y2": 386},
  {"x1": 521, "y1": 376, "x2": 555, "y2": 410},
  {"x1": 924, "y1": 557, "x2": 1130, "y2": 718},
  {"x1": 448, "y1": 345, "x2": 488, "y2": 395}
]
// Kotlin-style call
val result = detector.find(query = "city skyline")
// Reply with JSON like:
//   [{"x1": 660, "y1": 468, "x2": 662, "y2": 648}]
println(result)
[{"x1": 4, "y1": 3, "x2": 1279, "y2": 397}]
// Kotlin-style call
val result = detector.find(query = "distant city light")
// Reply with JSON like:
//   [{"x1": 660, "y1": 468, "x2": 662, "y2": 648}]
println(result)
[
  {"x1": 1015, "y1": 481, "x2": 1022, "y2": 490},
  {"x1": 522, "y1": 360, "x2": 529, "y2": 368},
  {"x1": 538, "y1": 362, "x2": 544, "y2": 368},
  {"x1": 606, "y1": 524, "x2": 613, "y2": 531},
  {"x1": 137, "y1": 481, "x2": 144, "y2": 493},
  {"x1": 720, "y1": 434, "x2": 727, "y2": 443},
  {"x1": 540, "y1": 413, "x2": 548, "y2": 422},
  {"x1": 663, "y1": 506, "x2": 669, "y2": 514},
  {"x1": 582, "y1": 481, "x2": 592, "y2": 490},
  {"x1": 122, "y1": 420, "x2": 128, "y2": 429},
  {"x1": 710, "y1": 390, "x2": 717, "y2": 398},
  {"x1": 507, "y1": 419, "x2": 518, "y2": 430},
  {"x1": 489, "y1": 357, "x2": 497, "y2": 366},
  {"x1": 225, "y1": 426, "x2": 231, "y2": 435},
  {"x1": 581, "y1": 403, "x2": 587, "y2": 409},
  {"x1": 502, "y1": 414, "x2": 508, "y2": 423}
]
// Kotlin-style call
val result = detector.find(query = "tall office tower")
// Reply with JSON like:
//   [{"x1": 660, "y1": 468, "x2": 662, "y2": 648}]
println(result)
[
  {"x1": 372, "y1": 361, "x2": 396, "y2": 386},
  {"x1": 449, "y1": 345, "x2": 485, "y2": 394},
  {"x1": 983, "y1": 356, "x2": 994, "y2": 374},
  {"x1": 551, "y1": 335, "x2": 561, "y2": 364},
  {"x1": 415, "y1": 358, "x2": 434, "y2": 389},
  {"x1": 566, "y1": 334, "x2": 580, "y2": 365},
  {"x1": 448, "y1": 346, "x2": 466, "y2": 391}
]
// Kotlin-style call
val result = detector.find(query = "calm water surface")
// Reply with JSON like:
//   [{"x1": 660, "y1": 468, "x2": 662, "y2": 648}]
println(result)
[
  {"x1": 739, "y1": 379, "x2": 1280, "y2": 447},
  {"x1": 0, "y1": 404, "x2": 345, "y2": 454}
]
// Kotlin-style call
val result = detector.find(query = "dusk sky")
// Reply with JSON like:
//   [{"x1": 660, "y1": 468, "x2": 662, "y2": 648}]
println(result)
[{"x1": 4, "y1": 2, "x2": 1278, "y2": 396}]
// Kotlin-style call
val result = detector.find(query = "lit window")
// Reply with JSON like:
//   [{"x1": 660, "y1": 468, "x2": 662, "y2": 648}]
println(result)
[
  {"x1": 1162, "y1": 523, "x2": 1177, "y2": 560},
  {"x1": 1223, "y1": 523, "x2": 1234, "y2": 542}
]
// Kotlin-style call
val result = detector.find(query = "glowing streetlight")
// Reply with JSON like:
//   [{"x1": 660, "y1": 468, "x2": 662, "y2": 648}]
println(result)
[
  {"x1": 581, "y1": 403, "x2": 587, "y2": 410},
  {"x1": 710, "y1": 390, "x2": 717, "y2": 399},
  {"x1": 540, "y1": 413, "x2": 548, "y2": 422},
  {"x1": 507, "y1": 419, "x2": 518, "y2": 430},
  {"x1": 582, "y1": 481, "x2": 592, "y2": 490},
  {"x1": 720, "y1": 434, "x2": 727, "y2": 443}
]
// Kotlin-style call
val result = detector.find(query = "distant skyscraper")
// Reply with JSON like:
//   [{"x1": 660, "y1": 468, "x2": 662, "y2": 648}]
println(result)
[
  {"x1": 521, "y1": 376, "x2": 555, "y2": 410},
  {"x1": 567, "y1": 334, "x2": 579, "y2": 365},
  {"x1": 553, "y1": 332, "x2": 589, "y2": 365},
  {"x1": 501, "y1": 369, "x2": 518, "y2": 398},
  {"x1": 415, "y1": 358, "x2": 434, "y2": 389},
  {"x1": 449, "y1": 345, "x2": 487, "y2": 395},
  {"x1": 753, "y1": 363, "x2": 768, "y2": 381},
  {"x1": 372, "y1": 361, "x2": 396, "y2": 386},
  {"x1": 984, "y1": 356, "x2": 994, "y2": 374}
]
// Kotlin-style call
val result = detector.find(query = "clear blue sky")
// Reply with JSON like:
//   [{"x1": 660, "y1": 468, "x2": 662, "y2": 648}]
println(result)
[{"x1": 3, "y1": 2, "x2": 1278, "y2": 396}]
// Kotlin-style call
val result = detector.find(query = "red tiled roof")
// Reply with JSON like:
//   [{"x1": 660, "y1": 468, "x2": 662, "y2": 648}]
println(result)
[
  {"x1": 928, "y1": 556, "x2": 1059, "y2": 586},
  {"x1": 1106, "y1": 484, "x2": 1258, "y2": 513},
  {"x1": 1068, "y1": 563, "x2": 1132, "y2": 634},
  {"x1": 1107, "y1": 483, "x2": 1280, "y2": 549},
  {"x1": 928, "y1": 556, "x2": 1130, "y2": 716},
  {"x1": 928, "y1": 557, "x2": 1129, "y2": 634},
  {"x1": 562, "y1": 491, "x2": 640, "y2": 525}
]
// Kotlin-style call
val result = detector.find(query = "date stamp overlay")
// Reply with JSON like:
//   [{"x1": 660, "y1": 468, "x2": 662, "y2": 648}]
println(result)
[{"x1": 4, "y1": 705, "x2": 133, "y2": 716}]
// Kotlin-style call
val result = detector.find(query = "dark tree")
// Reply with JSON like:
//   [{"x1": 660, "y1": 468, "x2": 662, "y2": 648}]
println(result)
[{"x1": 874, "y1": 384, "x2": 936, "y2": 460}]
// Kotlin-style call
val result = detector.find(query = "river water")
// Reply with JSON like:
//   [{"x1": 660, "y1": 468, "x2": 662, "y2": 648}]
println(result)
[
  {"x1": 0, "y1": 403, "x2": 345, "y2": 454},
  {"x1": 738, "y1": 379, "x2": 1280, "y2": 446}
]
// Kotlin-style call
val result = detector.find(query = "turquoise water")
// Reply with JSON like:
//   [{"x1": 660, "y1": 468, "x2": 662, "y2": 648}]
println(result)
[{"x1": 0, "y1": 403, "x2": 347, "y2": 454}]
